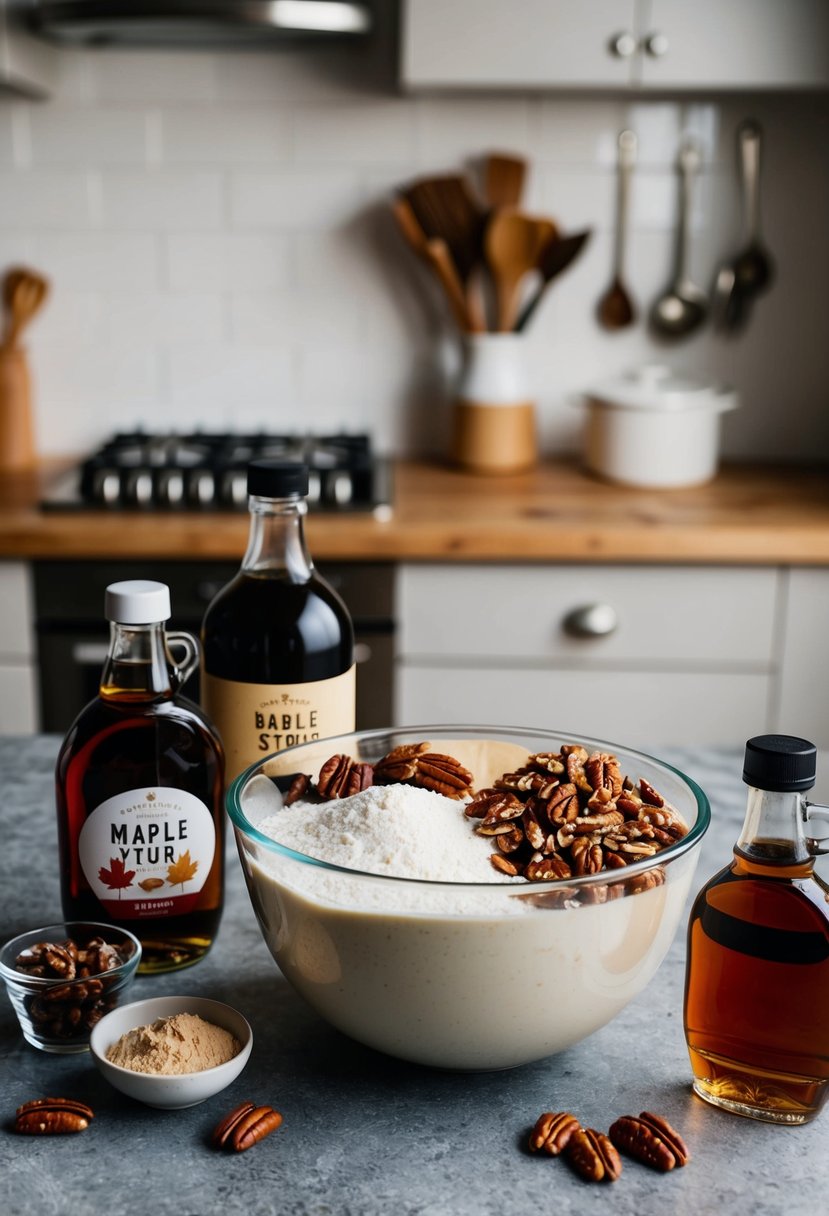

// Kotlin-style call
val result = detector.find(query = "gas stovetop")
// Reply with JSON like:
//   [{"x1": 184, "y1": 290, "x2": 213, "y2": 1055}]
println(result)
[{"x1": 40, "y1": 431, "x2": 392, "y2": 515}]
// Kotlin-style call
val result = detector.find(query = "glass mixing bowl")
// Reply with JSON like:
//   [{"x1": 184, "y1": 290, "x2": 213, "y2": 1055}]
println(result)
[{"x1": 227, "y1": 726, "x2": 709, "y2": 1071}]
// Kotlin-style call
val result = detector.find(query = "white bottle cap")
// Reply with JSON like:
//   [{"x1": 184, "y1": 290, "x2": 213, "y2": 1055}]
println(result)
[{"x1": 105, "y1": 580, "x2": 171, "y2": 624}]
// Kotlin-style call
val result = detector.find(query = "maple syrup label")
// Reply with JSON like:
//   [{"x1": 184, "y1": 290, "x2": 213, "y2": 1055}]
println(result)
[
  {"x1": 202, "y1": 666, "x2": 356, "y2": 784},
  {"x1": 78, "y1": 787, "x2": 216, "y2": 919}
]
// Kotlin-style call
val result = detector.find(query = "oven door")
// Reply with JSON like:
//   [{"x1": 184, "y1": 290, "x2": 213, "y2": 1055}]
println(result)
[{"x1": 34, "y1": 560, "x2": 395, "y2": 734}]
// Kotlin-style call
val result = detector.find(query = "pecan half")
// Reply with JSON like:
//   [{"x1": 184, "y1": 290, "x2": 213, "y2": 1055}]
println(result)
[
  {"x1": 15, "y1": 1098, "x2": 93, "y2": 1135},
  {"x1": 490, "y1": 853, "x2": 521, "y2": 877},
  {"x1": 570, "y1": 837, "x2": 604, "y2": 876},
  {"x1": 472, "y1": 790, "x2": 524, "y2": 830},
  {"x1": 608, "y1": 1111, "x2": 689, "y2": 1171},
  {"x1": 545, "y1": 782, "x2": 580, "y2": 825},
  {"x1": 565, "y1": 1127, "x2": 622, "y2": 1183},
  {"x1": 525, "y1": 853, "x2": 572, "y2": 882},
  {"x1": 585, "y1": 752, "x2": 623, "y2": 800},
  {"x1": 412, "y1": 753, "x2": 473, "y2": 799},
  {"x1": 528, "y1": 1111, "x2": 580, "y2": 1156},
  {"x1": 212, "y1": 1101, "x2": 283, "y2": 1153},
  {"x1": 316, "y1": 754, "x2": 374, "y2": 800},
  {"x1": 526, "y1": 752, "x2": 565, "y2": 776},
  {"x1": 373, "y1": 742, "x2": 429, "y2": 783}
]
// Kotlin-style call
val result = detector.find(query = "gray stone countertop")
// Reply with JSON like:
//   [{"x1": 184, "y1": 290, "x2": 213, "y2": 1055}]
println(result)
[{"x1": 0, "y1": 737, "x2": 826, "y2": 1216}]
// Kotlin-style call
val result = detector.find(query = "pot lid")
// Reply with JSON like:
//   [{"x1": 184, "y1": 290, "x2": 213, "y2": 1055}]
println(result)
[{"x1": 585, "y1": 365, "x2": 738, "y2": 414}]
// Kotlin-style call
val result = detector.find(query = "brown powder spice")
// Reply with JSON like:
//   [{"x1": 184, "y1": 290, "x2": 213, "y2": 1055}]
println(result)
[{"x1": 105, "y1": 1012, "x2": 241, "y2": 1075}]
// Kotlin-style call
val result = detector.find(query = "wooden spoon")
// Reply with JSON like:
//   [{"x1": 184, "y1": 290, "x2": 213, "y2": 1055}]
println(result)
[
  {"x1": 1, "y1": 267, "x2": 49, "y2": 350},
  {"x1": 485, "y1": 210, "x2": 558, "y2": 332},
  {"x1": 482, "y1": 153, "x2": 527, "y2": 210},
  {"x1": 597, "y1": 130, "x2": 637, "y2": 330},
  {"x1": 391, "y1": 195, "x2": 475, "y2": 332}
]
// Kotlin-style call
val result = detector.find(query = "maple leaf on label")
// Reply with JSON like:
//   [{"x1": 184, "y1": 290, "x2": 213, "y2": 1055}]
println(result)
[
  {"x1": 167, "y1": 850, "x2": 198, "y2": 889},
  {"x1": 99, "y1": 856, "x2": 136, "y2": 897}
]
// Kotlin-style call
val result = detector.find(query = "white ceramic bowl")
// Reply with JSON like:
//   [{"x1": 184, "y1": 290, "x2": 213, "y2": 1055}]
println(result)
[
  {"x1": 89, "y1": 995, "x2": 252, "y2": 1109},
  {"x1": 227, "y1": 726, "x2": 710, "y2": 1071}
]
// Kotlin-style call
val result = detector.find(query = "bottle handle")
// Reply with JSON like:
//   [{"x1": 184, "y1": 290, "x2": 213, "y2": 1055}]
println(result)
[
  {"x1": 803, "y1": 800, "x2": 829, "y2": 857},
  {"x1": 165, "y1": 630, "x2": 200, "y2": 691}
]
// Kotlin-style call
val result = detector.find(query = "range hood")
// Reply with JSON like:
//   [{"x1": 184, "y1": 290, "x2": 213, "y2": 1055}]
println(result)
[{"x1": 26, "y1": 1, "x2": 373, "y2": 47}]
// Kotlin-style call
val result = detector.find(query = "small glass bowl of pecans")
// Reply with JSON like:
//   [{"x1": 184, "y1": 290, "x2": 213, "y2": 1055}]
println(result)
[{"x1": 0, "y1": 921, "x2": 141, "y2": 1054}]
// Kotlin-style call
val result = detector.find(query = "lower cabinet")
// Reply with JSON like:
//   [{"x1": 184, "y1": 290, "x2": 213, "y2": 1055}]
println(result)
[
  {"x1": 395, "y1": 564, "x2": 789, "y2": 749},
  {"x1": 0, "y1": 562, "x2": 37, "y2": 733}
]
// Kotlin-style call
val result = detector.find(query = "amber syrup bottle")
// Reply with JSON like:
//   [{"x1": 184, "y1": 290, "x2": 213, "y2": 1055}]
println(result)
[
  {"x1": 201, "y1": 460, "x2": 355, "y2": 784},
  {"x1": 56, "y1": 581, "x2": 225, "y2": 973},
  {"x1": 684, "y1": 735, "x2": 829, "y2": 1124}
]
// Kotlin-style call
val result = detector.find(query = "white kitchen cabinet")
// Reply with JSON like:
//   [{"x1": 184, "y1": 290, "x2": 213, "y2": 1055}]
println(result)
[
  {"x1": 0, "y1": 561, "x2": 37, "y2": 732},
  {"x1": 0, "y1": 1, "x2": 56, "y2": 99},
  {"x1": 401, "y1": 0, "x2": 829, "y2": 92},
  {"x1": 777, "y1": 568, "x2": 829, "y2": 754},
  {"x1": 395, "y1": 563, "x2": 782, "y2": 748}
]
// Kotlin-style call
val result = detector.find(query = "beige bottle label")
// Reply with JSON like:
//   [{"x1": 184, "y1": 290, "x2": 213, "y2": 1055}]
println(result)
[{"x1": 203, "y1": 666, "x2": 356, "y2": 784}]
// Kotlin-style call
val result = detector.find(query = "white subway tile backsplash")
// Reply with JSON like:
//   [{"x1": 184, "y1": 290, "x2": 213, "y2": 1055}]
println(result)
[
  {"x1": 90, "y1": 51, "x2": 216, "y2": 104},
  {"x1": 166, "y1": 232, "x2": 290, "y2": 291},
  {"x1": 99, "y1": 170, "x2": 224, "y2": 230},
  {"x1": 537, "y1": 99, "x2": 627, "y2": 165},
  {"x1": 0, "y1": 171, "x2": 91, "y2": 228},
  {"x1": 415, "y1": 98, "x2": 534, "y2": 170},
  {"x1": 230, "y1": 169, "x2": 363, "y2": 229},
  {"x1": 229, "y1": 291, "x2": 365, "y2": 345},
  {"x1": 29, "y1": 107, "x2": 150, "y2": 165},
  {"x1": 34, "y1": 232, "x2": 160, "y2": 290},
  {"x1": 294, "y1": 102, "x2": 418, "y2": 164},
  {"x1": 168, "y1": 344, "x2": 296, "y2": 424},
  {"x1": 160, "y1": 107, "x2": 291, "y2": 165}
]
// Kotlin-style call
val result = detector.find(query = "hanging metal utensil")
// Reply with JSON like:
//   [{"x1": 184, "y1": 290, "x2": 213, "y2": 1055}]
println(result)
[{"x1": 650, "y1": 139, "x2": 708, "y2": 338}]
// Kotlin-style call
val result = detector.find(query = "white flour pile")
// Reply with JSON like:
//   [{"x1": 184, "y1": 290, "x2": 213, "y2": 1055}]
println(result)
[{"x1": 258, "y1": 783, "x2": 509, "y2": 883}]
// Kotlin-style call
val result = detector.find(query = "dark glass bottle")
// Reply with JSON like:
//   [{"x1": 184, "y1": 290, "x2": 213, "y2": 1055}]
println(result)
[
  {"x1": 56, "y1": 580, "x2": 225, "y2": 974},
  {"x1": 201, "y1": 460, "x2": 355, "y2": 784},
  {"x1": 684, "y1": 734, "x2": 829, "y2": 1124}
]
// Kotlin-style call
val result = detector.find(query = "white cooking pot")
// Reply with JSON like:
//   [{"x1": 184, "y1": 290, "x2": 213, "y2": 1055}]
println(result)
[{"x1": 582, "y1": 365, "x2": 738, "y2": 489}]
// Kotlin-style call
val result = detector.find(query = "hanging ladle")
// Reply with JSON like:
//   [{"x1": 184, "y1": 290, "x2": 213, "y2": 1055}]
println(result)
[
  {"x1": 650, "y1": 139, "x2": 707, "y2": 338},
  {"x1": 712, "y1": 120, "x2": 774, "y2": 333},
  {"x1": 597, "y1": 129, "x2": 637, "y2": 330}
]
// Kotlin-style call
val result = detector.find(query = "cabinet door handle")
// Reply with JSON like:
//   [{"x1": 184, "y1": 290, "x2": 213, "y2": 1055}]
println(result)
[
  {"x1": 562, "y1": 604, "x2": 619, "y2": 638},
  {"x1": 643, "y1": 31, "x2": 669, "y2": 58},
  {"x1": 609, "y1": 30, "x2": 637, "y2": 58}
]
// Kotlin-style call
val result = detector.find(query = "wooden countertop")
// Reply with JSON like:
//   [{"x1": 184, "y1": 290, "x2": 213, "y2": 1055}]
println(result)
[{"x1": 1, "y1": 458, "x2": 829, "y2": 564}]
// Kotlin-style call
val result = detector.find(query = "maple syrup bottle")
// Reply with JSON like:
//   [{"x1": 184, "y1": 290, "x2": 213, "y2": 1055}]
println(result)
[
  {"x1": 202, "y1": 460, "x2": 355, "y2": 784},
  {"x1": 684, "y1": 735, "x2": 829, "y2": 1124},
  {"x1": 56, "y1": 581, "x2": 225, "y2": 974}
]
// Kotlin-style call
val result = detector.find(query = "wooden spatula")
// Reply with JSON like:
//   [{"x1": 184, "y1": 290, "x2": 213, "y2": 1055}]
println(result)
[
  {"x1": 483, "y1": 153, "x2": 527, "y2": 210},
  {"x1": 514, "y1": 229, "x2": 592, "y2": 332},
  {"x1": 485, "y1": 210, "x2": 558, "y2": 332},
  {"x1": 400, "y1": 176, "x2": 487, "y2": 331},
  {"x1": 391, "y1": 196, "x2": 475, "y2": 332}
]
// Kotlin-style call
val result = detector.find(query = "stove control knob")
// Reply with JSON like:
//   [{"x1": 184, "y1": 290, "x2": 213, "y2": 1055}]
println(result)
[
  {"x1": 189, "y1": 470, "x2": 216, "y2": 507},
  {"x1": 92, "y1": 468, "x2": 121, "y2": 506},
  {"x1": 306, "y1": 470, "x2": 322, "y2": 506},
  {"x1": 158, "y1": 469, "x2": 184, "y2": 507},
  {"x1": 329, "y1": 470, "x2": 354, "y2": 506}
]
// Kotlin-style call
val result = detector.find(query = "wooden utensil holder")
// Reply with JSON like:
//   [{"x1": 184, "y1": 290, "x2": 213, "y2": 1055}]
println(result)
[{"x1": 0, "y1": 347, "x2": 35, "y2": 471}]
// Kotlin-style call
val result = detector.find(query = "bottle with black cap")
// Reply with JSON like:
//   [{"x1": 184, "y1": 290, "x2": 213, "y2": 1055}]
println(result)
[
  {"x1": 201, "y1": 460, "x2": 355, "y2": 783},
  {"x1": 55, "y1": 580, "x2": 225, "y2": 973},
  {"x1": 684, "y1": 734, "x2": 829, "y2": 1125}
]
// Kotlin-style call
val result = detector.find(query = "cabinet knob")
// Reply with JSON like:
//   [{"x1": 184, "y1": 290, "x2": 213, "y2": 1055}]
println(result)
[
  {"x1": 562, "y1": 603, "x2": 619, "y2": 638},
  {"x1": 609, "y1": 30, "x2": 637, "y2": 59},
  {"x1": 643, "y1": 30, "x2": 669, "y2": 58}
]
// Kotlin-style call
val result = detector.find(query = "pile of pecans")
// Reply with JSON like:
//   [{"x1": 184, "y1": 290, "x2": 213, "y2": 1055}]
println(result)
[
  {"x1": 286, "y1": 740, "x2": 686, "y2": 886},
  {"x1": 14, "y1": 934, "x2": 135, "y2": 1041},
  {"x1": 464, "y1": 744, "x2": 688, "y2": 882},
  {"x1": 529, "y1": 1108, "x2": 690, "y2": 1183}
]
